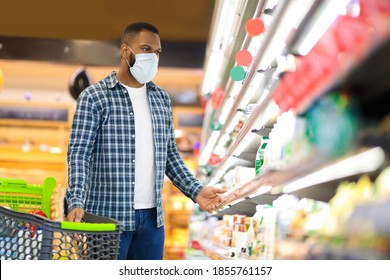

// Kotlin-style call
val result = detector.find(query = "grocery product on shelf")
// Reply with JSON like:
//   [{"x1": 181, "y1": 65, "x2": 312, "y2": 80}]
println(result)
[
  {"x1": 220, "y1": 166, "x2": 256, "y2": 197},
  {"x1": 321, "y1": 175, "x2": 374, "y2": 237},
  {"x1": 255, "y1": 136, "x2": 269, "y2": 175},
  {"x1": 246, "y1": 217, "x2": 255, "y2": 256},
  {"x1": 261, "y1": 110, "x2": 314, "y2": 171},
  {"x1": 375, "y1": 166, "x2": 390, "y2": 199},
  {"x1": 195, "y1": 0, "x2": 390, "y2": 261},
  {"x1": 288, "y1": 198, "x2": 329, "y2": 238},
  {"x1": 260, "y1": 92, "x2": 359, "y2": 173},
  {"x1": 305, "y1": 92, "x2": 359, "y2": 159},
  {"x1": 191, "y1": 164, "x2": 390, "y2": 260},
  {"x1": 274, "y1": 194, "x2": 300, "y2": 239},
  {"x1": 252, "y1": 204, "x2": 267, "y2": 258},
  {"x1": 274, "y1": 0, "x2": 390, "y2": 113}
]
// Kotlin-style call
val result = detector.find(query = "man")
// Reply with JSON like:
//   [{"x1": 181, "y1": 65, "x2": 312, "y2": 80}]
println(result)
[{"x1": 66, "y1": 22, "x2": 226, "y2": 260}]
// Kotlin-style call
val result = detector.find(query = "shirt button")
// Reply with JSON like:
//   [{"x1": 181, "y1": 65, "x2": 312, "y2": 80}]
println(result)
[
  {"x1": 131, "y1": 135, "x2": 135, "y2": 138},
  {"x1": 132, "y1": 182, "x2": 135, "y2": 185},
  {"x1": 130, "y1": 112, "x2": 133, "y2": 115},
  {"x1": 132, "y1": 159, "x2": 135, "y2": 163}
]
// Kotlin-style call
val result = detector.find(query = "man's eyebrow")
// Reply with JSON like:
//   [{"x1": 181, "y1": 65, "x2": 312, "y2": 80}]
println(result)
[{"x1": 139, "y1": 44, "x2": 162, "y2": 51}]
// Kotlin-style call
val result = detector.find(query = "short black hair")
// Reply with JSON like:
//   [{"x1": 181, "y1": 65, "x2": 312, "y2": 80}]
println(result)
[{"x1": 120, "y1": 22, "x2": 159, "y2": 45}]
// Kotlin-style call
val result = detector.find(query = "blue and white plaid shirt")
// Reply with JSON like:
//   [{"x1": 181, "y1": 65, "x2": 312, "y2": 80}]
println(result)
[{"x1": 66, "y1": 71, "x2": 203, "y2": 231}]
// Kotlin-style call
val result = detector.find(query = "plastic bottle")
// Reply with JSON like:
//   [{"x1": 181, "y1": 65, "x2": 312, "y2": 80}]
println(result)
[
  {"x1": 253, "y1": 204, "x2": 267, "y2": 258},
  {"x1": 255, "y1": 136, "x2": 269, "y2": 175},
  {"x1": 262, "y1": 204, "x2": 276, "y2": 260},
  {"x1": 246, "y1": 217, "x2": 255, "y2": 257}
]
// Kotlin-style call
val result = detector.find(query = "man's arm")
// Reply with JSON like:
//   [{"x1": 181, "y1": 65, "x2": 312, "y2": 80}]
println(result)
[
  {"x1": 164, "y1": 96, "x2": 226, "y2": 212},
  {"x1": 66, "y1": 91, "x2": 100, "y2": 219}
]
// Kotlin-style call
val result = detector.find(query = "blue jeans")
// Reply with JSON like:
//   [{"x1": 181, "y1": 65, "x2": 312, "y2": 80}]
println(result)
[{"x1": 118, "y1": 208, "x2": 164, "y2": 260}]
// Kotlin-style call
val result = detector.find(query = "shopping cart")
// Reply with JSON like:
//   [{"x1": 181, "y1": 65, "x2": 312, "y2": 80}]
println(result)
[{"x1": 0, "y1": 177, "x2": 122, "y2": 260}]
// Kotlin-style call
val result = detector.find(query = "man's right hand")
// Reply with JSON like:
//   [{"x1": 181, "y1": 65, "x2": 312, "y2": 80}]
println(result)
[{"x1": 66, "y1": 208, "x2": 85, "y2": 222}]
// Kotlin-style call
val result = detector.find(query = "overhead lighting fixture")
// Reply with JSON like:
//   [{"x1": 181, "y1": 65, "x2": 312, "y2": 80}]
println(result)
[
  {"x1": 201, "y1": 0, "x2": 245, "y2": 95},
  {"x1": 49, "y1": 147, "x2": 62, "y2": 154},
  {"x1": 174, "y1": 129, "x2": 185, "y2": 138}
]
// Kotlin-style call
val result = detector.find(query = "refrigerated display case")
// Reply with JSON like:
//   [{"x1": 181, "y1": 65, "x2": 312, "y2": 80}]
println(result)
[{"x1": 188, "y1": 0, "x2": 390, "y2": 260}]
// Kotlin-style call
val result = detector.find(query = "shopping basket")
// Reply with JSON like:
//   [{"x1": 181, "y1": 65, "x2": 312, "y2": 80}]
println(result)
[{"x1": 0, "y1": 177, "x2": 122, "y2": 260}]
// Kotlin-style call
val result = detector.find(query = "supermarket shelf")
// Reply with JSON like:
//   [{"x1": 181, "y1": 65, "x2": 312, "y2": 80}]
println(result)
[
  {"x1": 198, "y1": 234, "x2": 389, "y2": 260},
  {"x1": 200, "y1": 240, "x2": 252, "y2": 260},
  {"x1": 217, "y1": 199, "x2": 258, "y2": 217},
  {"x1": 306, "y1": 244, "x2": 389, "y2": 260},
  {"x1": 206, "y1": 92, "x2": 277, "y2": 186},
  {"x1": 194, "y1": 0, "x2": 390, "y2": 261},
  {"x1": 281, "y1": 2, "x2": 390, "y2": 114},
  {"x1": 216, "y1": 146, "x2": 386, "y2": 217},
  {"x1": 277, "y1": 237, "x2": 390, "y2": 260},
  {"x1": 210, "y1": 0, "x2": 286, "y2": 149},
  {"x1": 342, "y1": 36, "x2": 390, "y2": 120},
  {"x1": 201, "y1": 0, "x2": 390, "y2": 187},
  {"x1": 199, "y1": 0, "x2": 299, "y2": 173}
]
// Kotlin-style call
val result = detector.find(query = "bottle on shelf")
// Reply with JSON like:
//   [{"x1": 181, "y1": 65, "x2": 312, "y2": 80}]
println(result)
[
  {"x1": 246, "y1": 217, "x2": 255, "y2": 257},
  {"x1": 255, "y1": 136, "x2": 269, "y2": 175}
]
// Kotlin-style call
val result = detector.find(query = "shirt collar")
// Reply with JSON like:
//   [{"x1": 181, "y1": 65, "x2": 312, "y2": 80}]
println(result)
[
  {"x1": 105, "y1": 71, "x2": 157, "y2": 92},
  {"x1": 106, "y1": 71, "x2": 120, "y2": 89}
]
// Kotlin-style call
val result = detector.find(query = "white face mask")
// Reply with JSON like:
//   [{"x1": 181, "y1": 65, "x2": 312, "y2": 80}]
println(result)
[{"x1": 124, "y1": 46, "x2": 158, "y2": 84}]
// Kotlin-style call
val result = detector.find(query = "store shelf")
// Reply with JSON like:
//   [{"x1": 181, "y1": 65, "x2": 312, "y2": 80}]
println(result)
[
  {"x1": 306, "y1": 243, "x2": 389, "y2": 260},
  {"x1": 199, "y1": 0, "x2": 307, "y2": 171},
  {"x1": 342, "y1": 36, "x2": 390, "y2": 120},
  {"x1": 200, "y1": 0, "x2": 390, "y2": 188},
  {"x1": 200, "y1": 240, "x2": 252, "y2": 260},
  {"x1": 194, "y1": 0, "x2": 390, "y2": 261},
  {"x1": 216, "y1": 146, "x2": 386, "y2": 217},
  {"x1": 206, "y1": 92, "x2": 278, "y2": 186}
]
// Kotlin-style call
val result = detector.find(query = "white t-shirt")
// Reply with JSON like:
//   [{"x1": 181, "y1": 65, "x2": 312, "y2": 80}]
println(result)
[{"x1": 121, "y1": 83, "x2": 156, "y2": 209}]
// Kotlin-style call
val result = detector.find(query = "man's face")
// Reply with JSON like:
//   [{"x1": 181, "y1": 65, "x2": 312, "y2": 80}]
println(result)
[{"x1": 126, "y1": 30, "x2": 162, "y2": 66}]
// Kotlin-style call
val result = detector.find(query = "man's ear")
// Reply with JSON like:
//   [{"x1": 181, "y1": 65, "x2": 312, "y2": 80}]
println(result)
[{"x1": 120, "y1": 44, "x2": 129, "y2": 58}]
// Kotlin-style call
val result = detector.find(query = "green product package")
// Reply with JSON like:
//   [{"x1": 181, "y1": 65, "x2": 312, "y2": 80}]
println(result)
[
  {"x1": 255, "y1": 136, "x2": 269, "y2": 175},
  {"x1": 306, "y1": 92, "x2": 358, "y2": 158}
]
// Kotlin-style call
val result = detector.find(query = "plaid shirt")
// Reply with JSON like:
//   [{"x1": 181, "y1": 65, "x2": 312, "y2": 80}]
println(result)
[{"x1": 66, "y1": 71, "x2": 203, "y2": 231}]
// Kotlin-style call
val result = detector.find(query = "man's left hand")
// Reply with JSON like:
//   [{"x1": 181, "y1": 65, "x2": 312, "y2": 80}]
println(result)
[{"x1": 196, "y1": 187, "x2": 227, "y2": 214}]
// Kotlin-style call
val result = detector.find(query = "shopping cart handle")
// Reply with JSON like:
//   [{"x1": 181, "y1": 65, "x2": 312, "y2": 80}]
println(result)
[
  {"x1": 60, "y1": 212, "x2": 119, "y2": 232},
  {"x1": 60, "y1": 221, "x2": 116, "y2": 232},
  {"x1": 0, "y1": 206, "x2": 118, "y2": 232}
]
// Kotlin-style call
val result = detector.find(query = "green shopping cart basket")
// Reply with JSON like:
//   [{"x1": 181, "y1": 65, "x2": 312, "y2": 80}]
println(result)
[{"x1": 0, "y1": 177, "x2": 122, "y2": 260}]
